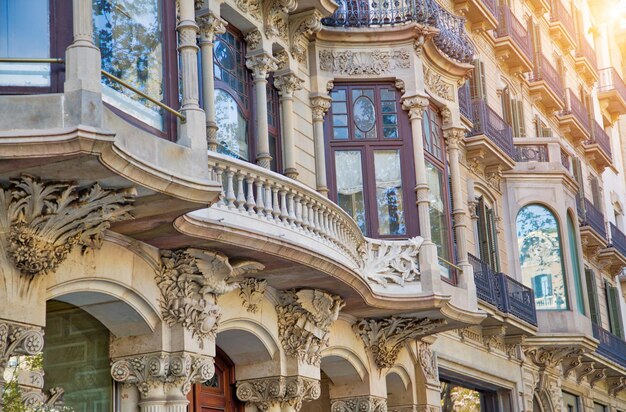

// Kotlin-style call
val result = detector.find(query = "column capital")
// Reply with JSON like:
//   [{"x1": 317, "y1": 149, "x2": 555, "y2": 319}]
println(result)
[
  {"x1": 442, "y1": 127, "x2": 466, "y2": 150},
  {"x1": 196, "y1": 11, "x2": 227, "y2": 43},
  {"x1": 236, "y1": 376, "x2": 320, "y2": 411},
  {"x1": 274, "y1": 73, "x2": 304, "y2": 98},
  {"x1": 330, "y1": 396, "x2": 387, "y2": 412},
  {"x1": 310, "y1": 96, "x2": 332, "y2": 121},
  {"x1": 246, "y1": 52, "x2": 278, "y2": 81},
  {"x1": 110, "y1": 352, "x2": 215, "y2": 397},
  {"x1": 401, "y1": 96, "x2": 429, "y2": 120},
  {"x1": 0, "y1": 321, "x2": 45, "y2": 377}
]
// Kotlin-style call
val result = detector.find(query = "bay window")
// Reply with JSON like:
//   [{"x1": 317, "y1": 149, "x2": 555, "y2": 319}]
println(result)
[{"x1": 326, "y1": 84, "x2": 417, "y2": 238}]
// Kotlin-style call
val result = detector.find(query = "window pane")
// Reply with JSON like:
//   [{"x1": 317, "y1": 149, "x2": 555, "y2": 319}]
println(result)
[
  {"x1": 216, "y1": 89, "x2": 249, "y2": 161},
  {"x1": 516, "y1": 205, "x2": 568, "y2": 310},
  {"x1": 426, "y1": 161, "x2": 452, "y2": 278},
  {"x1": 374, "y1": 150, "x2": 405, "y2": 235},
  {"x1": 335, "y1": 151, "x2": 367, "y2": 234},
  {"x1": 352, "y1": 89, "x2": 377, "y2": 139},
  {"x1": 567, "y1": 214, "x2": 585, "y2": 315},
  {"x1": 94, "y1": 0, "x2": 165, "y2": 130},
  {"x1": 0, "y1": 0, "x2": 50, "y2": 86},
  {"x1": 214, "y1": 32, "x2": 249, "y2": 106}
]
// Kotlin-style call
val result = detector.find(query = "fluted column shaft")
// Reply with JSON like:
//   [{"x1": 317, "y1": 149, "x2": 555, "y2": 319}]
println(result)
[
  {"x1": 275, "y1": 73, "x2": 304, "y2": 178},
  {"x1": 311, "y1": 96, "x2": 332, "y2": 196},
  {"x1": 177, "y1": 0, "x2": 200, "y2": 111}
]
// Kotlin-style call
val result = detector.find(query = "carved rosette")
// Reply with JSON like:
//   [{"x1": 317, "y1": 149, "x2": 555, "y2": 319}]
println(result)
[
  {"x1": 277, "y1": 289, "x2": 345, "y2": 366},
  {"x1": 284, "y1": 377, "x2": 321, "y2": 411},
  {"x1": 353, "y1": 317, "x2": 446, "y2": 369},
  {"x1": 319, "y1": 49, "x2": 411, "y2": 76},
  {"x1": 358, "y1": 237, "x2": 423, "y2": 286},
  {"x1": 289, "y1": 11, "x2": 323, "y2": 64},
  {"x1": 0, "y1": 175, "x2": 134, "y2": 277},
  {"x1": 246, "y1": 53, "x2": 279, "y2": 81},
  {"x1": 110, "y1": 353, "x2": 215, "y2": 397},
  {"x1": 157, "y1": 248, "x2": 264, "y2": 343},
  {"x1": 311, "y1": 97, "x2": 332, "y2": 121},
  {"x1": 236, "y1": 376, "x2": 319, "y2": 412},
  {"x1": 274, "y1": 73, "x2": 304, "y2": 98},
  {"x1": 0, "y1": 321, "x2": 45, "y2": 378},
  {"x1": 239, "y1": 278, "x2": 267, "y2": 313},
  {"x1": 196, "y1": 11, "x2": 227, "y2": 42},
  {"x1": 331, "y1": 396, "x2": 387, "y2": 412}
]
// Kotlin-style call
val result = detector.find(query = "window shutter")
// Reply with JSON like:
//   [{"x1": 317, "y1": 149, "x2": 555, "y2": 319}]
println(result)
[
  {"x1": 572, "y1": 157, "x2": 585, "y2": 210},
  {"x1": 480, "y1": 61, "x2": 487, "y2": 101},
  {"x1": 470, "y1": 60, "x2": 481, "y2": 100},
  {"x1": 516, "y1": 100, "x2": 526, "y2": 137},
  {"x1": 585, "y1": 268, "x2": 600, "y2": 324},
  {"x1": 590, "y1": 176, "x2": 602, "y2": 208},
  {"x1": 502, "y1": 89, "x2": 512, "y2": 126},
  {"x1": 477, "y1": 197, "x2": 489, "y2": 263},
  {"x1": 606, "y1": 281, "x2": 624, "y2": 338},
  {"x1": 486, "y1": 207, "x2": 501, "y2": 271}
]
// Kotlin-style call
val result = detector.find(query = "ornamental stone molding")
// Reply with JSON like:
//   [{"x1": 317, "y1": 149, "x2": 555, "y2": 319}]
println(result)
[
  {"x1": 289, "y1": 11, "x2": 323, "y2": 64},
  {"x1": 443, "y1": 129, "x2": 465, "y2": 150},
  {"x1": 401, "y1": 96, "x2": 429, "y2": 120},
  {"x1": 196, "y1": 11, "x2": 227, "y2": 41},
  {"x1": 236, "y1": 0, "x2": 262, "y2": 20},
  {"x1": 319, "y1": 49, "x2": 411, "y2": 76},
  {"x1": 21, "y1": 387, "x2": 65, "y2": 410},
  {"x1": 0, "y1": 175, "x2": 134, "y2": 278},
  {"x1": 357, "y1": 237, "x2": 423, "y2": 286},
  {"x1": 274, "y1": 73, "x2": 305, "y2": 97},
  {"x1": 0, "y1": 321, "x2": 45, "y2": 379},
  {"x1": 239, "y1": 277, "x2": 268, "y2": 313},
  {"x1": 157, "y1": 248, "x2": 264, "y2": 343},
  {"x1": 236, "y1": 376, "x2": 320, "y2": 411},
  {"x1": 423, "y1": 67, "x2": 453, "y2": 101},
  {"x1": 246, "y1": 53, "x2": 279, "y2": 81},
  {"x1": 607, "y1": 376, "x2": 626, "y2": 396},
  {"x1": 523, "y1": 346, "x2": 583, "y2": 369},
  {"x1": 110, "y1": 352, "x2": 215, "y2": 397},
  {"x1": 274, "y1": 50, "x2": 289, "y2": 71},
  {"x1": 245, "y1": 30, "x2": 262, "y2": 51},
  {"x1": 264, "y1": 0, "x2": 297, "y2": 40},
  {"x1": 415, "y1": 340, "x2": 438, "y2": 383},
  {"x1": 354, "y1": 317, "x2": 446, "y2": 369},
  {"x1": 330, "y1": 396, "x2": 387, "y2": 412},
  {"x1": 276, "y1": 289, "x2": 345, "y2": 366},
  {"x1": 311, "y1": 97, "x2": 332, "y2": 121}
]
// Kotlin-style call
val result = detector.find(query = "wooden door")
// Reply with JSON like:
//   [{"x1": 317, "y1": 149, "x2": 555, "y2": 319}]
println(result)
[{"x1": 188, "y1": 348, "x2": 241, "y2": 412}]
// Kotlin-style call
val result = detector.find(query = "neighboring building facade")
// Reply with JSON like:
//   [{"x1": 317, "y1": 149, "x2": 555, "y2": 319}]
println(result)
[{"x1": 0, "y1": 0, "x2": 625, "y2": 411}]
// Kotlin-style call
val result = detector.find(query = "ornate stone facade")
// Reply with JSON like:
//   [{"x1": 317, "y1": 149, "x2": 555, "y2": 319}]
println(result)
[
  {"x1": 358, "y1": 237, "x2": 423, "y2": 286},
  {"x1": 319, "y1": 49, "x2": 411, "y2": 75},
  {"x1": 330, "y1": 396, "x2": 387, "y2": 412},
  {"x1": 238, "y1": 277, "x2": 268, "y2": 313},
  {"x1": 0, "y1": 321, "x2": 44, "y2": 380},
  {"x1": 236, "y1": 376, "x2": 320, "y2": 411}
]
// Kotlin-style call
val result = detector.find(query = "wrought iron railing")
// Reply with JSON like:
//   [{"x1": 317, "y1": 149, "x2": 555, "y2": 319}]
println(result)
[
  {"x1": 469, "y1": 254, "x2": 537, "y2": 326},
  {"x1": 529, "y1": 54, "x2": 565, "y2": 102},
  {"x1": 458, "y1": 82, "x2": 472, "y2": 121},
  {"x1": 576, "y1": 33, "x2": 598, "y2": 72},
  {"x1": 592, "y1": 323, "x2": 626, "y2": 368},
  {"x1": 561, "y1": 89, "x2": 590, "y2": 130},
  {"x1": 588, "y1": 121, "x2": 613, "y2": 160},
  {"x1": 469, "y1": 99, "x2": 515, "y2": 158},
  {"x1": 481, "y1": 0, "x2": 498, "y2": 17},
  {"x1": 495, "y1": 6, "x2": 534, "y2": 64},
  {"x1": 321, "y1": 0, "x2": 476, "y2": 63},
  {"x1": 561, "y1": 149, "x2": 571, "y2": 171},
  {"x1": 598, "y1": 67, "x2": 626, "y2": 101},
  {"x1": 609, "y1": 223, "x2": 626, "y2": 258},
  {"x1": 550, "y1": 0, "x2": 576, "y2": 42},
  {"x1": 514, "y1": 145, "x2": 548, "y2": 162},
  {"x1": 580, "y1": 198, "x2": 607, "y2": 239}
]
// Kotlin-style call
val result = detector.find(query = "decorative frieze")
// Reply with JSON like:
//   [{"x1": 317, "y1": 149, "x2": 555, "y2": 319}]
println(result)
[
  {"x1": 239, "y1": 278, "x2": 267, "y2": 313},
  {"x1": 0, "y1": 175, "x2": 134, "y2": 278},
  {"x1": 277, "y1": 289, "x2": 344, "y2": 366},
  {"x1": 423, "y1": 67, "x2": 453, "y2": 101},
  {"x1": 331, "y1": 396, "x2": 387, "y2": 412},
  {"x1": 319, "y1": 49, "x2": 411, "y2": 76},
  {"x1": 354, "y1": 317, "x2": 446, "y2": 369},
  {"x1": 357, "y1": 237, "x2": 423, "y2": 286},
  {"x1": 236, "y1": 376, "x2": 320, "y2": 411},
  {"x1": 157, "y1": 248, "x2": 264, "y2": 343},
  {"x1": 110, "y1": 352, "x2": 215, "y2": 397}
]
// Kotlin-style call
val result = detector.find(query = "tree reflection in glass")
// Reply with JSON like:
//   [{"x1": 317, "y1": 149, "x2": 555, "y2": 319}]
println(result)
[
  {"x1": 215, "y1": 89, "x2": 249, "y2": 161},
  {"x1": 516, "y1": 205, "x2": 568, "y2": 310},
  {"x1": 335, "y1": 151, "x2": 367, "y2": 234},
  {"x1": 426, "y1": 161, "x2": 452, "y2": 278},
  {"x1": 351, "y1": 89, "x2": 377, "y2": 139},
  {"x1": 374, "y1": 150, "x2": 405, "y2": 235},
  {"x1": 93, "y1": 0, "x2": 165, "y2": 130}
]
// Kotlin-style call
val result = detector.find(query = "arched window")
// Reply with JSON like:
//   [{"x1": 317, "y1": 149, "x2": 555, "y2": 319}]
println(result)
[
  {"x1": 516, "y1": 205, "x2": 568, "y2": 310},
  {"x1": 422, "y1": 105, "x2": 454, "y2": 281}
]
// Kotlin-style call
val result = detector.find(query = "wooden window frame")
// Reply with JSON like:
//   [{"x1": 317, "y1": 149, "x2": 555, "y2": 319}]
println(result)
[{"x1": 325, "y1": 82, "x2": 418, "y2": 239}]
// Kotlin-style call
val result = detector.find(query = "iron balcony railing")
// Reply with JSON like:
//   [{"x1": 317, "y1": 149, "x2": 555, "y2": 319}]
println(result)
[
  {"x1": 609, "y1": 223, "x2": 626, "y2": 258},
  {"x1": 576, "y1": 33, "x2": 598, "y2": 72},
  {"x1": 592, "y1": 323, "x2": 626, "y2": 368},
  {"x1": 468, "y1": 98, "x2": 515, "y2": 158},
  {"x1": 579, "y1": 198, "x2": 607, "y2": 239},
  {"x1": 322, "y1": 0, "x2": 476, "y2": 63},
  {"x1": 481, "y1": 0, "x2": 498, "y2": 17},
  {"x1": 529, "y1": 54, "x2": 565, "y2": 102},
  {"x1": 561, "y1": 89, "x2": 590, "y2": 130},
  {"x1": 561, "y1": 149, "x2": 571, "y2": 171},
  {"x1": 469, "y1": 254, "x2": 538, "y2": 326},
  {"x1": 458, "y1": 82, "x2": 472, "y2": 121},
  {"x1": 598, "y1": 67, "x2": 626, "y2": 101},
  {"x1": 550, "y1": 0, "x2": 576, "y2": 42},
  {"x1": 495, "y1": 6, "x2": 534, "y2": 64},
  {"x1": 514, "y1": 144, "x2": 548, "y2": 162},
  {"x1": 589, "y1": 121, "x2": 613, "y2": 160}
]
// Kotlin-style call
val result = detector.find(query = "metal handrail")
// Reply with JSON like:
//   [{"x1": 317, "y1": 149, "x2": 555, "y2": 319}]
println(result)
[
  {"x1": 438, "y1": 256, "x2": 463, "y2": 272},
  {"x1": 0, "y1": 57, "x2": 185, "y2": 122}
]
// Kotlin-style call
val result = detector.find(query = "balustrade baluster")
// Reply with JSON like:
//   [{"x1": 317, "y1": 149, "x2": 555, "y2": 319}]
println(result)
[
  {"x1": 215, "y1": 166, "x2": 225, "y2": 206},
  {"x1": 255, "y1": 179, "x2": 265, "y2": 217},
  {"x1": 287, "y1": 191, "x2": 296, "y2": 227},
  {"x1": 301, "y1": 198, "x2": 310, "y2": 232},
  {"x1": 295, "y1": 195, "x2": 304, "y2": 229},
  {"x1": 279, "y1": 189, "x2": 289, "y2": 224},
  {"x1": 236, "y1": 172, "x2": 246, "y2": 212},
  {"x1": 272, "y1": 186, "x2": 281, "y2": 220},
  {"x1": 225, "y1": 169, "x2": 236, "y2": 209},
  {"x1": 264, "y1": 181, "x2": 273, "y2": 220},
  {"x1": 246, "y1": 175, "x2": 256, "y2": 215}
]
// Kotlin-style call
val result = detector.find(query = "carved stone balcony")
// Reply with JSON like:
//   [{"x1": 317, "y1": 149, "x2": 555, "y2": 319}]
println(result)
[
  {"x1": 583, "y1": 122, "x2": 613, "y2": 172},
  {"x1": 574, "y1": 33, "x2": 599, "y2": 85},
  {"x1": 465, "y1": 99, "x2": 515, "y2": 174},
  {"x1": 528, "y1": 54, "x2": 565, "y2": 111},
  {"x1": 454, "y1": 0, "x2": 498, "y2": 31},
  {"x1": 493, "y1": 6, "x2": 533, "y2": 75},
  {"x1": 197, "y1": 152, "x2": 484, "y2": 326},
  {"x1": 557, "y1": 89, "x2": 591, "y2": 143},
  {"x1": 598, "y1": 67, "x2": 626, "y2": 125},
  {"x1": 548, "y1": 0, "x2": 576, "y2": 52}
]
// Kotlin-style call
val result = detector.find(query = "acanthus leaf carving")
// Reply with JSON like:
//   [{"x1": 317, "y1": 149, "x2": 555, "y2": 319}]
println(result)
[
  {"x1": 311, "y1": 96, "x2": 332, "y2": 121},
  {"x1": 236, "y1": 377, "x2": 286, "y2": 411},
  {"x1": 289, "y1": 11, "x2": 323, "y2": 64},
  {"x1": 264, "y1": 0, "x2": 297, "y2": 41},
  {"x1": 331, "y1": 396, "x2": 387, "y2": 412},
  {"x1": 235, "y1": 0, "x2": 262, "y2": 21},
  {"x1": 0, "y1": 321, "x2": 45, "y2": 380},
  {"x1": 415, "y1": 340, "x2": 438, "y2": 383},
  {"x1": 196, "y1": 11, "x2": 227, "y2": 42},
  {"x1": 274, "y1": 73, "x2": 304, "y2": 97},
  {"x1": 157, "y1": 248, "x2": 263, "y2": 344},
  {"x1": 423, "y1": 67, "x2": 453, "y2": 101},
  {"x1": 1, "y1": 175, "x2": 134, "y2": 278},
  {"x1": 239, "y1": 277, "x2": 268, "y2": 313},
  {"x1": 319, "y1": 49, "x2": 411, "y2": 76},
  {"x1": 358, "y1": 237, "x2": 423, "y2": 286},
  {"x1": 277, "y1": 289, "x2": 344, "y2": 366},
  {"x1": 245, "y1": 30, "x2": 262, "y2": 51},
  {"x1": 354, "y1": 317, "x2": 446, "y2": 369}
]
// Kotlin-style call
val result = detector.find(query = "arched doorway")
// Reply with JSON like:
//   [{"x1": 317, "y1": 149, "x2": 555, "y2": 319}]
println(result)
[{"x1": 188, "y1": 348, "x2": 241, "y2": 412}]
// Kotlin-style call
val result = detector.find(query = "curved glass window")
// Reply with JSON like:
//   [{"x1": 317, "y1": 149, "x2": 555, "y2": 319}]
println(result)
[
  {"x1": 516, "y1": 205, "x2": 568, "y2": 310},
  {"x1": 567, "y1": 214, "x2": 585, "y2": 315}
]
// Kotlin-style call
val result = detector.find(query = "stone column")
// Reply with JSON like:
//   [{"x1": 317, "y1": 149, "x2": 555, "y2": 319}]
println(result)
[
  {"x1": 176, "y1": 0, "x2": 207, "y2": 151},
  {"x1": 402, "y1": 96, "x2": 441, "y2": 292},
  {"x1": 197, "y1": 11, "x2": 227, "y2": 151},
  {"x1": 274, "y1": 73, "x2": 304, "y2": 178},
  {"x1": 111, "y1": 352, "x2": 214, "y2": 412},
  {"x1": 443, "y1": 127, "x2": 474, "y2": 294},
  {"x1": 310, "y1": 96, "x2": 332, "y2": 196},
  {"x1": 246, "y1": 53, "x2": 278, "y2": 169},
  {"x1": 330, "y1": 396, "x2": 387, "y2": 412}
]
